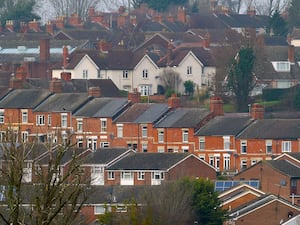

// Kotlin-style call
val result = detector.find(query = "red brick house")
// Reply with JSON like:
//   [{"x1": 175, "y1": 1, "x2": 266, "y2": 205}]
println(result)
[
  {"x1": 105, "y1": 152, "x2": 216, "y2": 186},
  {"x1": 226, "y1": 194, "x2": 300, "y2": 225},
  {"x1": 234, "y1": 159, "x2": 300, "y2": 206}
]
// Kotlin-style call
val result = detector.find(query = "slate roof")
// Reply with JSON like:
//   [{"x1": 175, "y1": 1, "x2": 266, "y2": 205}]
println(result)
[
  {"x1": 217, "y1": 14, "x2": 269, "y2": 28},
  {"x1": 266, "y1": 160, "x2": 300, "y2": 177},
  {"x1": 195, "y1": 115, "x2": 253, "y2": 136},
  {"x1": 264, "y1": 36, "x2": 288, "y2": 46},
  {"x1": 83, "y1": 148, "x2": 130, "y2": 165},
  {"x1": 115, "y1": 103, "x2": 169, "y2": 123},
  {"x1": 107, "y1": 152, "x2": 190, "y2": 170},
  {"x1": 107, "y1": 49, "x2": 135, "y2": 69},
  {"x1": 286, "y1": 152, "x2": 300, "y2": 161},
  {"x1": 237, "y1": 119, "x2": 300, "y2": 139},
  {"x1": 0, "y1": 89, "x2": 52, "y2": 108},
  {"x1": 33, "y1": 93, "x2": 91, "y2": 113},
  {"x1": 189, "y1": 13, "x2": 228, "y2": 29},
  {"x1": 154, "y1": 107, "x2": 210, "y2": 128},
  {"x1": 73, "y1": 97, "x2": 128, "y2": 119},
  {"x1": 53, "y1": 29, "x2": 110, "y2": 41}
]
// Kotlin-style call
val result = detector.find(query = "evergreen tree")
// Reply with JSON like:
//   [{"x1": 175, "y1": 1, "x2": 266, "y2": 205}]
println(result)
[
  {"x1": 227, "y1": 47, "x2": 255, "y2": 112},
  {"x1": 267, "y1": 10, "x2": 288, "y2": 36},
  {"x1": 288, "y1": 0, "x2": 300, "y2": 30}
]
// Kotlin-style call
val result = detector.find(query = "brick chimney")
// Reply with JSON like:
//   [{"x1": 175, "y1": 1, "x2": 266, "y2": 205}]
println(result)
[
  {"x1": 98, "y1": 40, "x2": 109, "y2": 53},
  {"x1": 168, "y1": 94, "x2": 181, "y2": 108},
  {"x1": 203, "y1": 32, "x2": 211, "y2": 48},
  {"x1": 209, "y1": 96, "x2": 224, "y2": 116},
  {"x1": 128, "y1": 88, "x2": 141, "y2": 104},
  {"x1": 60, "y1": 72, "x2": 71, "y2": 81},
  {"x1": 46, "y1": 21, "x2": 55, "y2": 35},
  {"x1": 40, "y1": 38, "x2": 50, "y2": 62},
  {"x1": 288, "y1": 45, "x2": 295, "y2": 63},
  {"x1": 28, "y1": 19, "x2": 40, "y2": 32},
  {"x1": 20, "y1": 22, "x2": 28, "y2": 33},
  {"x1": 9, "y1": 77, "x2": 23, "y2": 89},
  {"x1": 5, "y1": 20, "x2": 14, "y2": 32},
  {"x1": 88, "y1": 7, "x2": 95, "y2": 17},
  {"x1": 251, "y1": 103, "x2": 264, "y2": 120},
  {"x1": 88, "y1": 87, "x2": 101, "y2": 97},
  {"x1": 49, "y1": 79, "x2": 63, "y2": 93},
  {"x1": 68, "y1": 13, "x2": 82, "y2": 26},
  {"x1": 62, "y1": 46, "x2": 69, "y2": 68},
  {"x1": 177, "y1": 6, "x2": 186, "y2": 23},
  {"x1": 53, "y1": 17, "x2": 65, "y2": 29},
  {"x1": 15, "y1": 66, "x2": 27, "y2": 80},
  {"x1": 167, "y1": 14, "x2": 175, "y2": 23}
]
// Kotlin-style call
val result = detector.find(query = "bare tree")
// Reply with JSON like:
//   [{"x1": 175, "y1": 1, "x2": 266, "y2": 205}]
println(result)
[
  {"x1": 252, "y1": 0, "x2": 290, "y2": 15},
  {"x1": 0, "y1": 130, "x2": 89, "y2": 225},
  {"x1": 159, "y1": 68, "x2": 182, "y2": 95}
]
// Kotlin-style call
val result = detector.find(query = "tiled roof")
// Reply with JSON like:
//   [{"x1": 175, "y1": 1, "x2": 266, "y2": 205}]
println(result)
[
  {"x1": 73, "y1": 97, "x2": 128, "y2": 118},
  {"x1": 0, "y1": 89, "x2": 52, "y2": 108},
  {"x1": 266, "y1": 160, "x2": 300, "y2": 177},
  {"x1": 217, "y1": 14, "x2": 268, "y2": 28},
  {"x1": 115, "y1": 103, "x2": 169, "y2": 123},
  {"x1": 154, "y1": 108, "x2": 210, "y2": 128},
  {"x1": 195, "y1": 115, "x2": 253, "y2": 136},
  {"x1": 189, "y1": 13, "x2": 228, "y2": 29},
  {"x1": 237, "y1": 119, "x2": 300, "y2": 139},
  {"x1": 107, "y1": 152, "x2": 190, "y2": 170},
  {"x1": 83, "y1": 148, "x2": 130, "y2": 164},
  {"x1": 33, "y1": 93, "x2": 91, "y2": 113}
]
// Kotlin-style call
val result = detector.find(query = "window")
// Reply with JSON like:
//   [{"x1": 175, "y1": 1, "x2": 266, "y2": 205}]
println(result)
[
  {"x1": 122, "y1": 172, "x2": 133, "y2": 180},
  {"x1": 266, "y1": 140, "x2": 272, "y2": 154},
  {"x1": 123, "y1": 70, "x2": 128, "y2": 79},
  {"x1": 158, "y1": 130, "x2": 164, "y2": 143},
  {"x1": 100, "y1": 118, "x2": 107, "y2": 133},
  {"x1": 0, "y1": 110, "x2": 4, "y2": 124},
  {"x1": 182, "y1": 146, "x2": 189, "y2": 153},
  {"x1": 61, "y1": 113, "x2": 67, "y2": 128},
  {"x1": 139, "y1": 85, "x2": 151, "y2": 96},
  {"x1": 224, "y1": 154, "x2": 230, "y2": 171},
  {"x1": 273, "y1": 62, "x2": 290, "y2": 72},
  {"x1": 77, "y1": 137, "x2": 83, "y2": 148},
  {"x1": 152, "y1": 172, "x2": 164, "y2": 180},
  {"x1": 241, "y1": 159, "x2": 247, "y2": 170},
  {"x1": 251, "y1": 159, "x2": 257, "y2": 165},
  {"x1": 157, "y1": 146, "x2": 165, "y2": 153},
  {"x1": 142, "y1": 143, "x2": 148, "y2": 152},
  {"x1": 95, "y1": 206, "x2": 106, "y2": 215},
  {"x1": 223, "y1": 136, "x2": 230, "y2": 150},
  {"x1": 187, "y1": 66, "x2": 192, "y2": 75},
  {"x1": 282, "y1": 141, "x2": 291, "y2": 152},
  {"x1": 77, "y1": 119, "x2": 83, "y2": 132},
  {"x1": 36, "y1": 115, "x2": 45, "y2": 125},
  {"x1": 215, "y1": 156, "x2": 220, "y2": 171},
  {"x1": 127, "y1": 143, "x2": 137, "y2": 150},
  {"x1": 97, "y1": 70, "x2": 101, "y2": 78},
  {"x1": 142, "y1": 69, "x2": 148, "y2": 79},
  {"x1": 83, "y1": 69, "x2": 88, "y2": 79},
  {"x1": 209, "y1": 156, "x2": 214, "y2": 167},
  {"x1": 117, "y1": 124, "x2": 123, "y2": 138},
  {"x1": 108, "y1": 171, "x2": 115, "y2": 180},
  {"x1": 48, "y1": 115, "x2": 51, "y2": 126},
  {"x1": 241, "y1": 140, "x2": 247, "y2": 154},
  {"x1": 22, "y1": 110, "x2": 28, "y2": 123},
  {"x1": 142, "y1": 125, "x2": 147, "y2": 138},
  {"x1": 87, "y1": 138, "x2": 97, "y2": 150},
  {"x1": 22, "y1": 131, "x2": 28, "y2": 142},
  {"x1": 199, "y1": 155, "x2": 205, "y2": 161},
  {"x1": 199, "y1": 137, "x2": 205, "y2": 150},
  {"x1": 100, "y1": 142, "x2": 110, "y2": 148},
  {"x1": 182, "y1": 130, "x2": 188, "y2": 143},
  {"x1": 138, "y1": 172, "x2": 145, "y2": 180}
]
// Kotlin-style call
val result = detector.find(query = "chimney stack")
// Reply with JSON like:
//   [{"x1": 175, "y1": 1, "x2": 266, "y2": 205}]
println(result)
[
  {"x1": 40, "y1": 38, "x2": 50, "y2": 62},
  {"x1": 251, "y1": 103, "x2": 264, "y2": 120},
  {"x1": 210, "y1": 96, "x2": 224, "y2": 116},
  {"x1": 168, "y1": 94, "x2": 181, "y2": 108},
  {"x1": 128, "y1": 88, "x2": 141, "y2": 104},
  {"x1": 49, "y1": 79, "x2": 63, "y2": 93},
  {"x1": 288, "y1": 45, "x2": 295, "y2": 63},
  {"x1": 62, "y1": 46, "x2": 69, "y2": 68},
  {"x1": 88, "y1": 87, "x2": 101, "y2": 98}
]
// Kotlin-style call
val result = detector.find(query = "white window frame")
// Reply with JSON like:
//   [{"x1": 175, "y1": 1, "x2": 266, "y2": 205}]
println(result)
[
  {"x1": 241, "y1": 159, "x2": 247, "y2": 170},
  {"x1": 108, "y1": 171, "x2": 115, "y2": 180},
  {"x1": 272, "y1": 61, "x2": 290, "y2": 72},
  {"x1": 282, "y1": 141, "x2": 291, "y2": 152},
  {"x1": 123, "y1": 70, "x2": 128, "y2": 79},
  {"x1": 142, "y1": 69, "x2": 148, "y2": 79},
  {"x1": 21, "y1": 110, "x2": 28, "y2": 123},
  {"x1": 48, "y1": 115, "x2": 51, "y2": 126},
  {"x1": 199, "y1": 137, "x2": 205, "y2": 150},
  {"x1": 138, "y1": 172, "x2": 145, "y2": 180},
  {"x1": 94, "y1": 205, "x2": 106, "y2": 215},
  {"x1": 100, "y1": 142, "x2": 110, "y2": 148},
  {"x1": 139, "y1": 85, "x2": 151, "y2": 96},
  {"x1": 223, "y1": 136, "x2": 230, "y2": 150},
  {"x1": 77, "y1": 119, "x2": 83, "y2": 132},
  {"x1": 142, "y1": 143, "x2": 148, "y2": 152},
  {"x1": 223, "y1": 154, "x2": 230, "y2": 171},
  {"x1": 141, "y1": 125, "x2": 147, "y2": 138},
  {"x1": 77, "y1": 137, "x2": 83, "y2": 148},
  {"x1": 182, "y1": 146, "x2": 189, "y2": 153},
  {"x1": 266, "y1": 140, "x2": 272, "y2": 154},
  {"x1": 182, "y1": 129, "x2": 188, "y2": 143},
  {"x1": 152, "y1": 172, "x2": 164, "y2": 180},
  {"x1": 22, "y1": 131, "x2": 28, "y2": 143},
  {"x1": 241, "y1": 140, "x2": 247, "y2": 154},
  {"x1": 187, "y1": 66, "x2": 192, "y2": 75},
  {"x1": 158, "y1": 130, "x2": 164, "y2": 143},
  {"x1": 36, "y1": 115, "x2": 45, "y2": 125},
  {"x1": 83, "y1": 69, "x2": 88, "y2": 79},
  {"x1": 0, "y1": 110, "x2": 4, "y2": 124},
  {"x1": 61, "y1": 113, "x2": 68, "y2": 128},
  {"x1": 117, "y1": 124, "x2": 123, "y2": 138},
  {"x1": 100, "y1": 118, "x2": 107, "y2": 133}
]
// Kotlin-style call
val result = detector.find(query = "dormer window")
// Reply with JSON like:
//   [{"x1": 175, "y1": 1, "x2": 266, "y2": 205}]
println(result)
[{"x1": 272, "y1": 62, "x2": 290, "y2": 72}]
